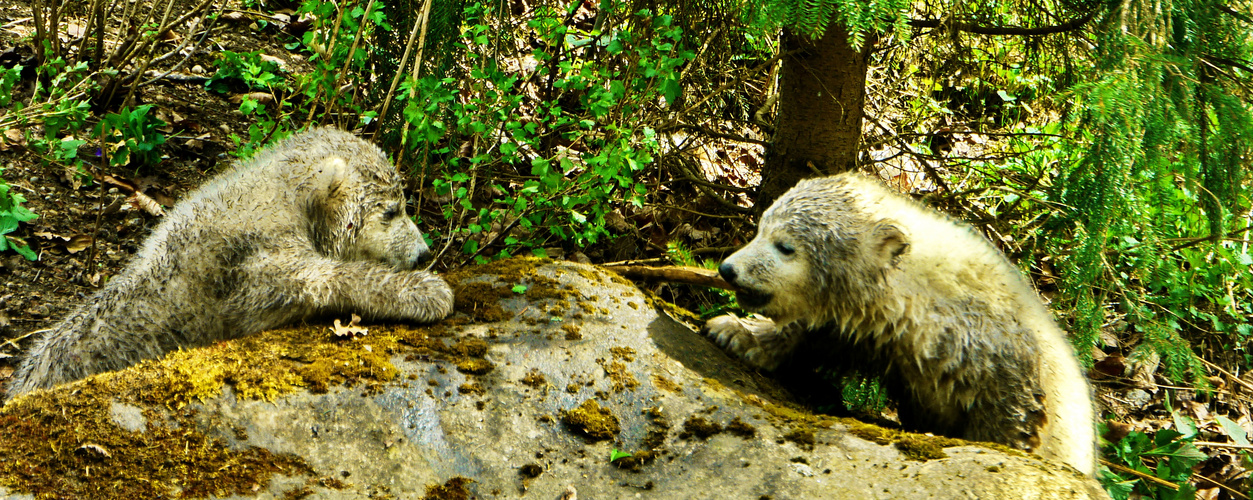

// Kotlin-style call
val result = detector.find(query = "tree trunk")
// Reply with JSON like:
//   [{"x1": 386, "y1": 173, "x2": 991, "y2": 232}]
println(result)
[{"x1": 759, "y1": 26, "x2": 870, "y2": 212}]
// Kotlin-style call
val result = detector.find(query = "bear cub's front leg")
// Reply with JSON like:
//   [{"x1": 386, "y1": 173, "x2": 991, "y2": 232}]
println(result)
[{"x1": 702, "y1": 315, "x2": 807, "y2": 371}]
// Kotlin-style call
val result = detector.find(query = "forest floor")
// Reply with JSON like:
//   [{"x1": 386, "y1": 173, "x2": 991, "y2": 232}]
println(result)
[{"x1": 0, "y1": 2, "x2": 286, "y2": 386}]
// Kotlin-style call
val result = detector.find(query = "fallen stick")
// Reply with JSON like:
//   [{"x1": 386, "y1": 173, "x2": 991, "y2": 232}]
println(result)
[{"x1": 602, "y1": 265, "x2": 739, "y2": 291}]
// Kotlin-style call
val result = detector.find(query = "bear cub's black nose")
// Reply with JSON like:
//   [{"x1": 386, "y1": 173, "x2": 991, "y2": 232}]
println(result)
[{"x1": 719, "y1": 262, "x2": 737, "y2": 285}]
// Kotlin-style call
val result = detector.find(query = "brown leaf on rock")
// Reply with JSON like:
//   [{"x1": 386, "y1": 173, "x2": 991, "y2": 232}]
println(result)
[
  {"x1": 76, "y1": 443, "x2": 111, "y2": 458},
  {"x1": 330, "y1": 314, "x2": 368, "y2": 338}
]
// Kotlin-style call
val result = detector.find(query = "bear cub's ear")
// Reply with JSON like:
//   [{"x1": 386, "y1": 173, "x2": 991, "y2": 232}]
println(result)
[
  {"x1": 312, "y1": 157, "x2": 348, "y2": 200},
  {"x1": 871, "y1": 221, "x2": 910, "y2": 267}
]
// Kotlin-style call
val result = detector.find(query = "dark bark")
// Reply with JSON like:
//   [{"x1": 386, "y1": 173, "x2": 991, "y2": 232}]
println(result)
[{"x1": 760, "y1": 25, "x2": 870, "y2": 213}]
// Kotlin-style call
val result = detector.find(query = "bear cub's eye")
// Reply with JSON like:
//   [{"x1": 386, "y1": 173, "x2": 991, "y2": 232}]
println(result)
[
  {"x1": 382, "y1": 207, "x2": 400, "y2": 220},
  {"x1": 774, "y1": 241, "x2": 795, "y2": 256}
]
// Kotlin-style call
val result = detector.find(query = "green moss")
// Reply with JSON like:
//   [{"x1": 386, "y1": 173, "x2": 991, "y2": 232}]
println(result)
[
  {"x1": 679, "y1": 416, "x2": 723, "y2": 440},
  {"x1": 518, "y1": 463, "x2": 543, "y2": 478},
  {"x1": 457, "y1": 382, "x2": 486, "y2": 396},
  {"x1": 609, "y1": 346, "x2": 636, "y2": 362},
  {"x1": 782, "y1": 428, "x2": 816, "y2": 449},
  {"x1": 895, "y1": 436, "x2": 951, "y2": 461},
  {"x1": 0, "y1": 389, "x2": 313, "y2": 498},
  {"x1": 598, "y1": 360, "x2": 639, "y2": 392},
  {"x1": 422, "y1": 476, "x2": 474, "y2": 500},
  {"x1": 611, "y1": 449, "x2": 659, "y2": 472},
  {"x1": 652, "y1": 375, "x2": 682, "y2": 393},
  {"x1": 455, "y1": 358, "x2": 494, "y2": 375},
  {"x1": 559, "y1": 399, "x2": 620, "y2": 442},
  {"x1": 520, "y1": 370, "x2": 546, "y2": 388},
  {"x1": 726, "y1": 417, "x2": 757, "y2": 438}
]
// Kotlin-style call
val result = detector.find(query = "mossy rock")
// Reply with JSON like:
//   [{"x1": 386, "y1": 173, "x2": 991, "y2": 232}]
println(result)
[{"x1": 0, "y1": 259, "x2": 1107, "y2": 499}]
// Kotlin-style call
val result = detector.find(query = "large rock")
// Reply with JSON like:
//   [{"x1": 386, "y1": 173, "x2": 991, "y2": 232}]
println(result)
[{"x1": 0, "y1": 259, "x2": 1107, "y2": 499}]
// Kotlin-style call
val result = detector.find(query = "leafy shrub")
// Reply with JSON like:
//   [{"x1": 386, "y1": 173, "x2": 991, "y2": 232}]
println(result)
[
  {"x1": 398, "y1": 3, "x2": 694, "y2": 260},
  {"x1": 95, "y1": 105, "x2": 167, "y2": 168},
  {"x1": 0, "y1": 167, "x2": 38, "y2": 260},
  {"x1": 206, "y1": 50, "x2": 287, "y2": 93},
  {"x1": 1100, "y1": 411, "x2": 1207, "y2": 500}
]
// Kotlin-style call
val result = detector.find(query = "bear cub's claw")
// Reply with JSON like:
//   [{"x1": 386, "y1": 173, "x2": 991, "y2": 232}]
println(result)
[{"x1": 701, "y1": 314, "x2": 787, "y2": 371}]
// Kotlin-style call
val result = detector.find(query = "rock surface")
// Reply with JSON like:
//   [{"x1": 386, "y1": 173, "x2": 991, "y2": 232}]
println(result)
[{"x1": 0, "y1": 259, "x2": 1107, "y2": 499}]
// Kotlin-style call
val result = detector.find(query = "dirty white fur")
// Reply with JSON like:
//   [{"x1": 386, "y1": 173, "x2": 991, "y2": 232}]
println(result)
[
  {"x1": 6, "y1": 127, "x2": 454, "y2": 402},
  {"x1": 704, "y1": 172, "x2": 1096, "y2": 475}
]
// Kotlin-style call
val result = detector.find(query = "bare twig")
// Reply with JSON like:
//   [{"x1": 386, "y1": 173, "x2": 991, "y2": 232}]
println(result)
[
  {"x1": 333, "y1": 0, "x2": 376, "y2": 127},
  {"x1": 909, "y1": 10, "x2": 1098, "y2": 36},
  {"x1": 1099, "y1": 459, "x2": 1179, "y2": 490},
  {"x1": 139, "y1": 0, "x2": 226, "y2": 87},
  {"x1": 373, "y1": 0, "x2": 430, "y2": 144},
  {"x1": 604, "y1": 265, "x2": 739, "y2": 291}
]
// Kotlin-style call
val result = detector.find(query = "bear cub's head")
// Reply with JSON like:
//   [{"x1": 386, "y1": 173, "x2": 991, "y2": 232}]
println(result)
[
  {"x1": 718, "y1": 176, "x2": 909, "y2": 326},
  {"x1": 310, "y1": 155, "x2": 431, "y2": 270}
]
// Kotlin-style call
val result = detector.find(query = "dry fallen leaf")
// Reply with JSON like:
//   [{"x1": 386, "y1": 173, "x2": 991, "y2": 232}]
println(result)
[
  {"x1": 34, "y1": 231, "x2": 70, "y2": 241},
  {"x1": 0, "y1": 129, "x2": 25, "y2": 151},
  {"x1": 127, "y1": 191, "x2": 166, "y2": 217},
  {"x1": 331, "y1": 314, "x2": 368, "y2": 338},
  {"x1": 65, "y1": 235, "x2": 93, "y2": 254},
  {"x1": 230, "y1": 92, "x2": 275, "y2": 105}
]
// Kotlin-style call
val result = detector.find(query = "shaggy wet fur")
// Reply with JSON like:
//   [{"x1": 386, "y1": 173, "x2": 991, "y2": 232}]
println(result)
[
  {"x1": 6, "y1": 127, "x2": 453, "y2": 401},
  {"x1": 704, "y1": 172, "x2": 1096, "y2": 475}
]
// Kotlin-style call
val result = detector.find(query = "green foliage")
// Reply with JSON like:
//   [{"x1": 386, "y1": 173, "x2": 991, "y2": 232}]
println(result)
[
  {"x1": 206, "y1": 50, "x2": 287, "y2": 93},
  {"x1": 95, "y1": 105, "x2": 167, "y2": 168},
  {"x1": 0, "y1": 167, "x2": 38, "y2": 261},
  {"x1": 745, "y1": 0, "x2": 911, "y2": 48},
  {"x1": 22, "y1": 57, "x2": 93, "y2": 141},
  {"x1": 1100, "y1": 411, "x2": 1207, "y2": 500},
  {"x1": 3, "y1": 54, "x2": 96, "y2": 179},
  {"x1": 399, "y1": 2, "x2": 694, "y2": 260},
  {"x1": 666, "y1": 241, "x2": 741, "y2": 318},
  {"x1": 834, "y1": 372, "x2": 889, "y2": 414},
  {"x1": 0, "y1": 65, "x2": 21, "y2": 107},
  {"x1": 1049, "y1": 1, "x2": 1252, "y2": 377},
  {"x1": 292, "y1": 0, "x2": 391, "y2": 127},
  {"x1": 228, "y1": 96, "x2": 295, "y2": 159}
]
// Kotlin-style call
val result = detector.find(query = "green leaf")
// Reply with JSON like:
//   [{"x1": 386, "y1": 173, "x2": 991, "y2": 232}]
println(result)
[
  {"x1": 1171, "y1": 410, "x2": 1197, "y2": 439},
  {"x1": 4, "y1": 236, "x2": 36, "y2": 260},
  {"x1": 1216, "y1": 415, "x2": 1250, "y2": 446},
  {"x1": 661, "y1": 78, "x2": 681, "y2": 106},
  {"x1": 512, "y1": 284, "x2": 528, "y2": 294},
  {"x1": 609, "y1": 449, "x2": 632, "y2": 462}
]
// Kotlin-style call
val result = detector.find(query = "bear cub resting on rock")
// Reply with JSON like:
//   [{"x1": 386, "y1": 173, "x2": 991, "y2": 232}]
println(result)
[
  {"x1": 704, "y1": 172, "x2": 1096, "y2": 475},
  {"x1": 6, "y1": 127, "x2": 454, "y2": 402}
]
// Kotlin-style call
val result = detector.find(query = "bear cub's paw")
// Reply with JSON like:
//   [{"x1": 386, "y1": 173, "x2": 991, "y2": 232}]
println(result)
[
  {"x1": 416, "y1": 273, "x2": 456, "y2": 320},
  {"x1": 701, "y1": 315, "x2": 789, "y2": 371}
]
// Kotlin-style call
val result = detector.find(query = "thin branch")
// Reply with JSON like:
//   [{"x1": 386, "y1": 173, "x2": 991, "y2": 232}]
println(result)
[
  {"x1": 604, "y1": 265, "x2": 739, "y2": 291},
  {"x1": 1099, "y1": 459, "x2": 1180, "y2": 490},
  {"x1": 669, "y1": 123, "x2": 769, "y2": 145},
  {"x1": 373, "y1": 0, "x2": 430, "y2": 143},
  {"x1": 909, "y1": 10, "x2": 1098, "y2": 36},
  {"x1": 1216, "y1": 4, "x2": 1253, "y2": 24}
]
